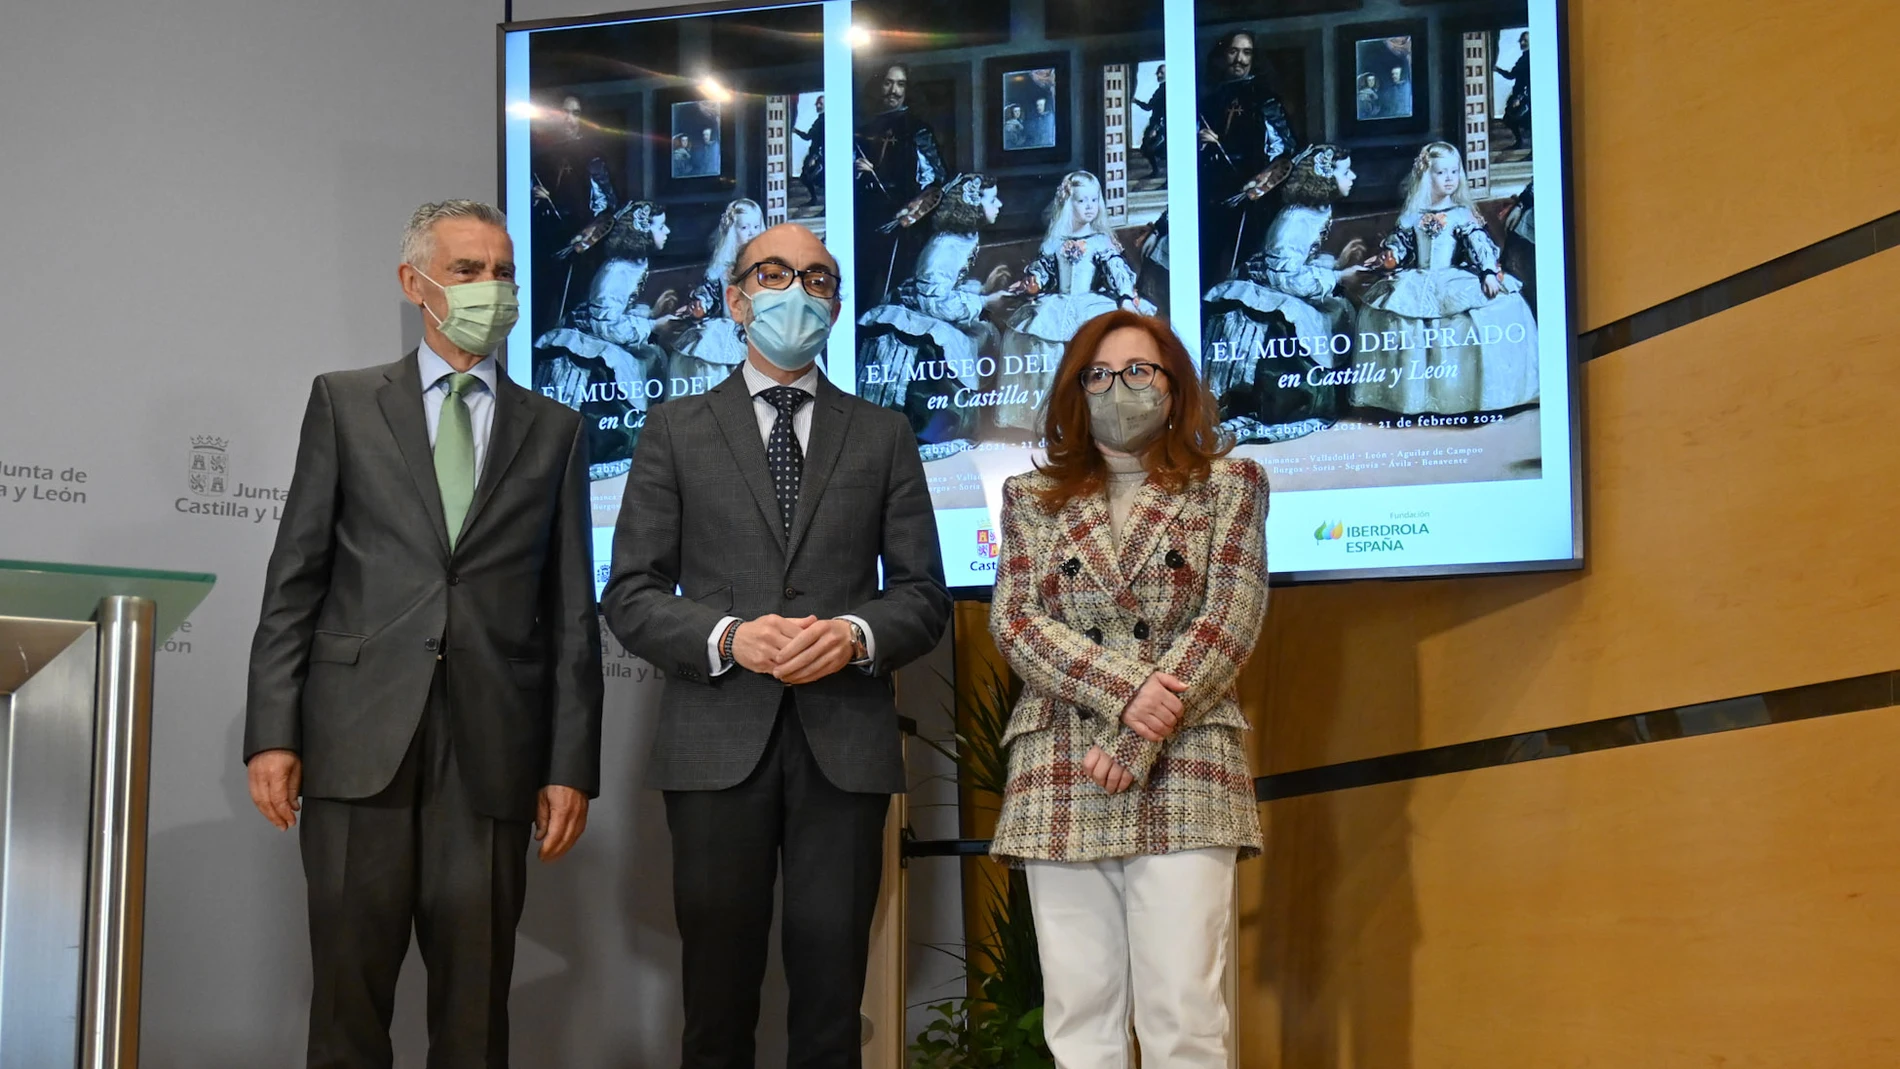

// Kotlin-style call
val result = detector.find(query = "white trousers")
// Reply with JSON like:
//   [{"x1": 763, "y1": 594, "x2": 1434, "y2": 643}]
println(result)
[{"x1": 1023, "y1": 848, "x2": 1237, "y2": 1069}]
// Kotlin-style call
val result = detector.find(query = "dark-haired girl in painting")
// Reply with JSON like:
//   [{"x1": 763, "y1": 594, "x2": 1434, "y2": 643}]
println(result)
[
  {"x1": 1201, "y1": 145, "x2": 1369, "y2": 444},
  {"x1": 856, "y1": 173, "x2": 1011, "y2": 446},
  {"x1": 533, "y1": 202, "x2": 675, "y2": 477}
]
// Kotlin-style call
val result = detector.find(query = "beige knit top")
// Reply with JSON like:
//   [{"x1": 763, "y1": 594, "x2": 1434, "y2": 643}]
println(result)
[{"x1": 1101, "y1": 449, "x2": 1147, "y2": 546}]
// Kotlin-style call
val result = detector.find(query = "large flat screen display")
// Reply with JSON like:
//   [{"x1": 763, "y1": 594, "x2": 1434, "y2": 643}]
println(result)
[{"x1": 500, "y1": 0, "x2": 1579, "y2": 594}]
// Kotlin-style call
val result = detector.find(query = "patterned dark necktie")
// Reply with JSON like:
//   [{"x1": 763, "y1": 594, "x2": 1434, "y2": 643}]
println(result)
[{"x1": 760, "y1": 385, "x2": 811, "y2": 534}]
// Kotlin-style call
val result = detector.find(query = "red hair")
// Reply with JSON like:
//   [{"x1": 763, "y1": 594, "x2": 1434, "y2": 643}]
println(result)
[{"x1": 1033, "y1": 310, "x2": 1230, "y2": 513}]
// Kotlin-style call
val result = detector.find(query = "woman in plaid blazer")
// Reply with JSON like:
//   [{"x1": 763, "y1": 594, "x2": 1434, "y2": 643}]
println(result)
[{"x1": 989, "y1": 310, "x2": 1267, "y2": 1068}]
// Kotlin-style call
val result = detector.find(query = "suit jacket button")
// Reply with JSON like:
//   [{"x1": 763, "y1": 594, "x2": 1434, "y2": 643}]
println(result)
[
  {"x1": 447, "y1": 574, "x2": 461, "y2": 586},
  {"x1": 1086, "y1": 627, "x2": 1104, "y2": 644},
  {"x1": 1165, "y1": 549, "x2": 1186, "y2": 569},
  {"x1": 1132, "y1": 620, "x2": 1150, "y2": 640},
  {"x1": 785, "y1": 586, "x2": 800, "y2": 599},
  {"x1": 1061, "y1": 557, "x2": 1081, "y2": 577},
  {"x1": 423, "y1": 637, "x2": 440, "y2": 652}
]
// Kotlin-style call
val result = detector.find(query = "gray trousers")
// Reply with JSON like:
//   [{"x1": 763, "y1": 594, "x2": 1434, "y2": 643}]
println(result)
[
  {"x1": 665, "y1": 699, "x2": 890, "y2": 1069},
  {"x1": 299, "y1": 667, "x2": 531, "y2": 1069}
]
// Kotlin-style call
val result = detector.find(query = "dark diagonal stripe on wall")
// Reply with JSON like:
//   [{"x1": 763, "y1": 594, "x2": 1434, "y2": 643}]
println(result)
[
  {"x1": 1579, "y1": 211, "x2": 1900, "y2": 361},
  {"x1": 1255, "y1": 670, "x2": 1898, "y2": 803},
  {"x1": 901, "y1": 671, "x2": 1898, "y2": 857}
]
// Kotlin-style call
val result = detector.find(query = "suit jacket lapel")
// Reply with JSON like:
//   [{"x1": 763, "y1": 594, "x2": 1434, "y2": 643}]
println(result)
[
  {"x1": 458, "y1": 377, "x2": 535, "y2": 547},
  {"x1": 1116, "y1": 477, "x2": 1189, "y2": 587},
  {"x1": 708, "y1": 372, "x2": 788, "y2": 549},
  {"x1": 1058, "y1": 489, "x2": 1140, "y2": 613},
  {"x1": 786, "y1": 377, "x2": 852, "y2": 562},
  {"x1": 376, "y1": 352, "x2": 451, "y2": 558}
]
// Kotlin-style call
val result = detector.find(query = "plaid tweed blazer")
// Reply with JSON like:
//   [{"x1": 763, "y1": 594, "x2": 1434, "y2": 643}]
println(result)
[{"x1": 988, "y1": 457, "x2": 1268, "y2": 864}]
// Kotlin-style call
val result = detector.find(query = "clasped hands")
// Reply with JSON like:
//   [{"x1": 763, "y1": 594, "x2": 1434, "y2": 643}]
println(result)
[
  {"x1": 244, "y1": 750, "x2": 589, "y2": 862},
  {"x1": 731, "y1": 614, "x2": 856, "y2": 685},
  {"x1": 1083, "y1": 671, "x2": 1189, "y2": 794}
]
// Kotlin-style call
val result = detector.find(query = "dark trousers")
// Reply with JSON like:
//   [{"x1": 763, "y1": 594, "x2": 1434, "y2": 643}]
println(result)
[
  {"x1": 300, "y1": 669, "x2": 532, "y2": 1069},
  {"x1": 665, "y1": 699, "x2": 891, "y2": 1069}
]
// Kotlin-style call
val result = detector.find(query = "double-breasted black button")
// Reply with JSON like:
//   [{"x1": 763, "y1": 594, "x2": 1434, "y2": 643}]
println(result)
[
  {"x1": 1132, "y1": 620, "x2": 1151, "y2": 640},
  {"x1": 1165, "y1": 549, "x2": 1186, "y2": 569},
  {"x1": 423, "y1": 637, "x2": 440, "y2": 652},
  {"x1": 1061, "y1": 557, "x2": 1082, "y2": 577},
  {"x1": 1085, "y1": 627, "x2": 1104, "y2": 644}
]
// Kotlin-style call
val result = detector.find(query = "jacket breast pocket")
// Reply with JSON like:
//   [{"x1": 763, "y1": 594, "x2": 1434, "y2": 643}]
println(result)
[
  {"x1": 309, "y1": 631, "x2": 366, "y2": 665},
  {"x1": 823, "y1": 481, "x2": 885, "y2": 526}
]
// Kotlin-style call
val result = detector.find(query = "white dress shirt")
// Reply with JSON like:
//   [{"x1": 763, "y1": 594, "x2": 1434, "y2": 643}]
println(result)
[
  {"x1": 418, "y1": 340, "x2": 499, "y2": 478},
  {"x1": 708, "y1": 361, "x2": 875, "y2": 675}
]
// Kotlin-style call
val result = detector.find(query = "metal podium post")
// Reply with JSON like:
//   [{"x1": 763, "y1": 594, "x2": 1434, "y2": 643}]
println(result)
[
  {"x1": 0, "y1": 561, "x2": 213, "y2": 1068},
  {"x1": 80, "y1": 596, "x2": 157, "y2": 1069}
]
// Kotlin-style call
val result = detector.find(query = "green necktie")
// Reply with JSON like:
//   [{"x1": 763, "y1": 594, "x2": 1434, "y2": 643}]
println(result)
[{"x1": 435, "y1": 372, "x2": 478, "y2": 549}]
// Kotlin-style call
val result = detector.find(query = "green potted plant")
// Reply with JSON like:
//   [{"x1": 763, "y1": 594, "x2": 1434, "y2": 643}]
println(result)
[{"x1": 909, "y1": 663, "x2": 1055, "y2": 1069}]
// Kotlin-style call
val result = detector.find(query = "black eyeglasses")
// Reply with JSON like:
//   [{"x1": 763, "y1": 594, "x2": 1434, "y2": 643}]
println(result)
[
  {"x1": 1079, "y1": 362, "x2": 1167, "y2": 394},
  {"x1": 738, "y1": 259, "x2": 841, "y2": 300}
]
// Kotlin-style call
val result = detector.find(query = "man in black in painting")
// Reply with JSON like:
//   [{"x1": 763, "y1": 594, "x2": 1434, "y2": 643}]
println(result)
[
  {"x1": 1134, "y1": 63, "x2": 1167, "y2": 179},
  {"x1": 1197, "y1": 30, "x2": 1299, "y2": 284},
  {"x1": 855, "y1": 62, "x2": 947, "y2": 303},
  {"x1": 1496, "y1": 31, "x2": 1532, "y2": 150},
  {"x1": 531, "y1": 93, "x2": 620, "y2": 335},
  {"x1": 794, "y1": 94, "x2": 826, "y2": 205}
]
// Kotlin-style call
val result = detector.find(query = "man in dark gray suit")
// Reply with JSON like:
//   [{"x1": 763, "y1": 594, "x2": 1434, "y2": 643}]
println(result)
[
  {"x1": 603, "y1": 222, "x2": 949, "y2": 1068},
  {"x1": 244, "y1": 200, "x2": 603, "y2": 1068}
]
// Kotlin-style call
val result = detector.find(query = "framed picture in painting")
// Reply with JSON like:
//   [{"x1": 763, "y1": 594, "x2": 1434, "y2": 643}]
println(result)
[
  {"x1": 1334, "y1": 19, "x2": 1430, "y2": 138},
  {"x1": 983, "y1": 52, "x2": 1070, "y2": 166}
]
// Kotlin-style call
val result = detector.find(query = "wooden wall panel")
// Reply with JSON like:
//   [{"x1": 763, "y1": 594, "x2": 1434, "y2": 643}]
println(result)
[
  {"x1": 1571, "y1": 0, "x2": 1900, "y2": 328},
  {"x1": 1245, "y1": 246, "x2": 1900, "y2": 776},
  {"x1": 1239, "y1": 707, "x2": 1900, "y2": 1067}
]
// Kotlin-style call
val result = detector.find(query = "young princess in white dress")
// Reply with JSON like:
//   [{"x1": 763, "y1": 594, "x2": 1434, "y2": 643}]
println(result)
[
  {"x1": 997, "y1": 171, "x2": 1152, "y2": 434},
  {"x1": 666, "y1": 198, "x2": 763, "y2": 396},
  {"x1": 1351, "y1": 142, "x2": 1539, "y2": 415}
]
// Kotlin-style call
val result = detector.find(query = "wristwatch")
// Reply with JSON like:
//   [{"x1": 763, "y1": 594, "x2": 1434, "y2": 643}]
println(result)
[
  {"x1": 846, "y1": 620, "x2": 869, "y2": 664},
  {"x1": 719, "y1": 620, "x2": 739, "y2": 667}
]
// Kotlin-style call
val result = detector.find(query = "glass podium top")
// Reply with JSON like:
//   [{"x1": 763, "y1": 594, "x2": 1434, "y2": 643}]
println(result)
[{"x1": 0, "y1": 559, "x2": 215, "y2": 643}]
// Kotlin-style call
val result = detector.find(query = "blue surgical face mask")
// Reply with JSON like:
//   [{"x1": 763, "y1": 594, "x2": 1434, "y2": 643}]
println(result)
[{"x1": 739, "y1": 285, "x2": 834, "y2": 371}]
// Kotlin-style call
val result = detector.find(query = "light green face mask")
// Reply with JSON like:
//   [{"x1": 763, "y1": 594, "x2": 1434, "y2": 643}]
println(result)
[{"x1": 416, "y1": 270, "x2": 519, "y2": 356}]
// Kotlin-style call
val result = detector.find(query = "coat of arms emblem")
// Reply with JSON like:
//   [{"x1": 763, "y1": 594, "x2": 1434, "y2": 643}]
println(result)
[{"x1": 188, "y1": 436, "x2": 229, "y2": 497}]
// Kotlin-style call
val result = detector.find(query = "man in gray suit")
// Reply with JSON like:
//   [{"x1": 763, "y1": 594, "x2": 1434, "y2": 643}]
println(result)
[
  {"x1": 244, "y1": 200, "x2": 602, "y2": 1068},
  {"x1": 603, "y1": 222, "x2": 949, "y2": 1068}
]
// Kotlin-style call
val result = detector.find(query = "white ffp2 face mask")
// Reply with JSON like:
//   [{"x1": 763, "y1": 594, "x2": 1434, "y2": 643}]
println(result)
[{"x1": 1087, "y1": 379, "x2": 1168, "y2": 452}]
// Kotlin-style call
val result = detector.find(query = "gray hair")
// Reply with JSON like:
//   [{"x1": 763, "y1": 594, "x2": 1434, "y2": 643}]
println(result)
[{"x1": 401, "y1": 200, "x2": 508, "y2": 267}]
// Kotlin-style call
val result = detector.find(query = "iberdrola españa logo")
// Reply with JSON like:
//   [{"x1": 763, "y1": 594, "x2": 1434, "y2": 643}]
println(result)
[{"x1": 1313, "y1": 520, "x2": 1345, "y2": 542}]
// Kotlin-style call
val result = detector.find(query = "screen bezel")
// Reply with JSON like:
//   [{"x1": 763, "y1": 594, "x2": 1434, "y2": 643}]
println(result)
[{"x1": 497, "y1": 0, "x2": 1585, "y2": 600}]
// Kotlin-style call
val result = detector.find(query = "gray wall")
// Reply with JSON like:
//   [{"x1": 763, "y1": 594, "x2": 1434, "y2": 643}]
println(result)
[{"x1": 0, "y1": 0, "x2": 961, "y2": 1064}]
